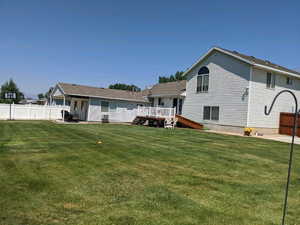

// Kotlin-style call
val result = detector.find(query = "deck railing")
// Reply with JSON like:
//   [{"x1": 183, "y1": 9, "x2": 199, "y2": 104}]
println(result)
[{"x1": 137, "y1": 106, "x2": 176, "y2": 119}]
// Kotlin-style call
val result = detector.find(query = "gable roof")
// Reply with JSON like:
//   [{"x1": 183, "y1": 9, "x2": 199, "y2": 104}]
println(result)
[
  {"x1": 57, "y1": 82, "x2": 149, "y2": 103},
  {"x1": 148, "y1": 80, "x2": 186, "y2": 97},
  {"x1": 182, "y1": 47, "x2": 300, "y2": 78}
]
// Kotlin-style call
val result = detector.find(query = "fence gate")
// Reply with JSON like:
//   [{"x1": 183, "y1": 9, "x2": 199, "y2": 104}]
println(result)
[{"x1": 279, "y1": 112, "x2": 300, "y2": 136}]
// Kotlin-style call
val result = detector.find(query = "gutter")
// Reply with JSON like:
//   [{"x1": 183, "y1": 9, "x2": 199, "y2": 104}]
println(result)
[
  {"x1": 64, "y1": 93, "x2": 149, "y2": 103},
  {"x1": 253, "y1": 64, "x2": 300, "y2": 79}
]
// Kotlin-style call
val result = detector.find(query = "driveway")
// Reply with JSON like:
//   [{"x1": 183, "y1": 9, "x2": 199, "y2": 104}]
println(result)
[
  {"x1": 255, "y1": 134, "x2": 300, "y2": 145},
  {"x1": 205, "y1": 130, "x2": 300, "y2": 145}
]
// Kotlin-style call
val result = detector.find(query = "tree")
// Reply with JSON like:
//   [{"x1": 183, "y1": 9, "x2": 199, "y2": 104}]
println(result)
[
  {"x1": 158, "y1": 71, "x2": 185, "y2": 83},
  {"x1": 44, "y1": 87, "x2": 54, "y2": 103},
  {"x1": 109, "y1": 83, "x2": 141, "y2": 92},
  {"x1": 38, "y1": 93, "x2": 45, "y2": 99},
  {"x1": 0, "y1": 79, "x2": 24, "y2": 103}
]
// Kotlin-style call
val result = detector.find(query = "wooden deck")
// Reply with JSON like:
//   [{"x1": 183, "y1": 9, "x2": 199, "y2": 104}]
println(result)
[{"x1": 132, "y1": 115, "x2": 203, "y2": 130}]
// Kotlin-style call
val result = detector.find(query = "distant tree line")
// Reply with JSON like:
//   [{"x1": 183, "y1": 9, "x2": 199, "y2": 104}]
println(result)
[
  {"x1": 37, "y1": 87, "x2": 54, "y2": 101},
  {"x1": 158, "y1": 71, "x2": 185, "y2": 83},
  {"x1": 109, "y1": 83, "x2": 141, "y2": 92},
  {"x1": 0, "y1": 79, "x2": 24, "y2": 104}
]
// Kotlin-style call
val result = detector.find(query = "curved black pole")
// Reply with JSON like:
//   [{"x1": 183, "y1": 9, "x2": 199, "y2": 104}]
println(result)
[{"x1": 264, "y1": 90, "x2": 298, "y2": 225}]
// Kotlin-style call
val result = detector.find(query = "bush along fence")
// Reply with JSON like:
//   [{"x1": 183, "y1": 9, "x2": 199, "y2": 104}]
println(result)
[{"x1": 0, "y1": 103, "x2": 70, "y2": 120}]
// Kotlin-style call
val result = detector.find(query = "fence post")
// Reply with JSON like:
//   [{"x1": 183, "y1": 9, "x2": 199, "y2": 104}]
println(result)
[
  {"x1": 13, "y1": 102, "x2": 16, "y2": 120},
  {"x1": 62, "y1": 96, "x2": 66, "y2": 122},
  {"x1": 9, "y1": 103, "x2": 11, "y2": 120},
  {"x1": 28, "y1": 104, "x2": 31, "y2": 119}
]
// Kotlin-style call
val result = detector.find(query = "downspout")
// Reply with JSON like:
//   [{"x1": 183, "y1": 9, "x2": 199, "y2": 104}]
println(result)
[
  {"x1": 63, "y1": 95, "x2": 66, "y2": 122},
  {"x1": 246, "y1": 66, "x2": 253, "y2": 127}
]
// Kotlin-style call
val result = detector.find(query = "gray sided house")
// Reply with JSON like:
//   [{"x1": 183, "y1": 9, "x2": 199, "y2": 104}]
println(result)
[
  {"x1": 50, "y1": 83, "x2": 149, "y2": 122},
  {"x1": 182, "y1": 47, "x2": 300, "y2": 133},
  {"x1": 147, "y1": 80, "x2": 186, "y2": 115}
]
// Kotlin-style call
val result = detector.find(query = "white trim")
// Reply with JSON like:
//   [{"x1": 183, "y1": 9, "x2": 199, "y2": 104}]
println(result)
[
  {"x1": 216, "y1": 48, "x2": 254, "y2": 64},
  {"x1": 196, "y1": 73, "x2": 209, "y2": 93},
  {"x1": 59, "y1": 92, "x2": 148, "y2": 103},
  {"x1": 181, "y1": 47, "x2": 300, "y2": 80},
  {"x1": 149, "y1": 94, "x2": 185, "y2": 98},
  {"x1": 246, "y1": 66, "x2": 253, "y2": 127},
  {"x1": 62, "y1": 95, "x2": 66, "y2": 122},
  {"x1": 87, "y1": 98, "x2": 91, "y2": 121},
  {"x1": 50, "y1": 84, "x2": 65, "y2": 99},
  {"x1": 181, "y1": 47, "x2": 254, "y2": 78},
  {"x1": 253, "y1": 64, "x2": 300, "y2": 78},
  {"x1": 57, "y1": 83, "x2": 66, "y2": 95}
]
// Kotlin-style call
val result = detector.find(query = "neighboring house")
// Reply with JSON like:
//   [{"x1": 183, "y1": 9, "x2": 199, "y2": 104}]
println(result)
[
  {"x1": 50, "y1": 83, "x2": 149, "y2": 122},
  {"x1": 19, "y1": 98, "x2": 47, "y2": 105},
  {"x1": 147, "y1": 80, "x2": 186, "y2": 115},
  {"x1": 182, "y1": 47, "x2": 300, "y2": 133}
]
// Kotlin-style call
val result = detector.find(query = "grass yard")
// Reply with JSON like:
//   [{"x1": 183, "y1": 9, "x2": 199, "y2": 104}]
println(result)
[{"x1": 0, "y1": 121, "x2": 299, "y2": 225}]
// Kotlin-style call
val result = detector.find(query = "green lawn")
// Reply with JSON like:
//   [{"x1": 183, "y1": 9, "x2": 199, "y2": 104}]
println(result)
[{"x1": 0, "y1": 121, "x2": 299, "y2": 225}]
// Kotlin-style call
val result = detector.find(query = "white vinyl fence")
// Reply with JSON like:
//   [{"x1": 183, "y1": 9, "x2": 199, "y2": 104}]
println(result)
[{"x1": 0, "y1": 104, "x2": 70, "y2": 120}]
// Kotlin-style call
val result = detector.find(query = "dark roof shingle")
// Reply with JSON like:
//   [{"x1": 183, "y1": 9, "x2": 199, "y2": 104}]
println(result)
[{"x1": 220, "y1": 47, "x2": 300, "y2": 76}]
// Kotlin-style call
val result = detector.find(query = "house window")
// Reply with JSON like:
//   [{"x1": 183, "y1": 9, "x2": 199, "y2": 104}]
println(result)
[
  {"x1": 286, "y1": 77, "x2": 293, "y2": 85},
  {"x1": 110, "y1": 102, "x2": 117, "y2": 112},
  {"x1": 211, "y1": 106, "x2": 219, "y2": 120},
  {"x1": 74, "y1": 101, "x2": 78, "y2": 111},
  {"x1": 266, "y1": 72, "x2": 276, "y2": 89},
  {"x1": 197, "y1": 66, "x2": 209, "y2": 93},
  {"x1": 203, "y1": 106, "x2": 211, "y2": 120},
  {"x1": 101, "y1": 101, "x2": 109, "y2": 112},
  {"x1": 81, "y1": 101, "x2": 86, "y2": 110},
  {"x1": 203, "y1": 106, "x2": 219, "y2": 121},
  {"x1": 158, "y1": 98, "x2": 164, "y2": 106},
  {"x1": 149, "y1": 98, "x2": 154, "y2": 107}
]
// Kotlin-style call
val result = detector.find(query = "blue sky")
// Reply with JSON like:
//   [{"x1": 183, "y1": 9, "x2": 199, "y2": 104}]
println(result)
[{"x1": 0, "y1": 0, "x2": 299, "y2": 98}]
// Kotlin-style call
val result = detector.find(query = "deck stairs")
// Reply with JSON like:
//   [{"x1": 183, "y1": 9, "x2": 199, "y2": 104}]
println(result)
[{"x1": 175, "y1": 115, "x2": 203, "y2": 129}]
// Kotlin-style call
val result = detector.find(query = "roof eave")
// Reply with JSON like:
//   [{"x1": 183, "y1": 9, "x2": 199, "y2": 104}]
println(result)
[
  {"x1": 50, "y1": 83, "x2": 66, "y2": 97},
  {"x1": 57, "y1": 83, "x2": 66, "y2": 95},
  {"x1": 149, "y1": 93, "x2": 185, "y2": 98},
  {"x1": 181, "y1": 47, "x2": 254, "y2": 77},
  {"x1": 64, "y1": 92, "x2": 149, "y2": 103},
  {"x1": 253, "y1": 64, "x2": 300, "y2": 78}
]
